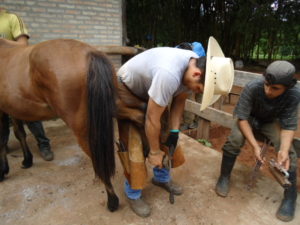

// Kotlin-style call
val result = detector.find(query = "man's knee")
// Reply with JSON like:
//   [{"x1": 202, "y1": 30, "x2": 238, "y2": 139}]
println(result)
[
  {"x1": 221, "y1": 122, "x2": 245, "y2": 156},
  {"x1": 222, "y1": 142, "x2": 241, "y2": 157},
  {"x1": 222, "y1": 131, "x2": 245, "y2": 157},
  {"x1": 260, "y1": 121, "x2": 281, "y2": 149}
]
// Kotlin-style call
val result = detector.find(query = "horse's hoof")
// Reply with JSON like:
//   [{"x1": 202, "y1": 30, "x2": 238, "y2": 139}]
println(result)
[
  {"x1": 4, "y1": 166, "x2": 9, "y2": 175},
  {"x1": 0, "y1": 172, "x2": 5, "y2": 182},
  {"x1": 107, "y1": 195, "x2": 119, "y2": 212},
  {"x1": 0, "y1": 160, "x2": 9, "y2": 180},
  {"x1": 4, "y1": 160, "x2": 9, "y2": 175},
  {"x1": 22, "y1": 159, "x2": 33, "y2": 169}
]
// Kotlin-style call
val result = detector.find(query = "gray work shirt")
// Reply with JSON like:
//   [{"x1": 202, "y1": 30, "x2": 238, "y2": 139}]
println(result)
[{"x1": 234, "y1": 79, "x2": 300, "y2": 130}]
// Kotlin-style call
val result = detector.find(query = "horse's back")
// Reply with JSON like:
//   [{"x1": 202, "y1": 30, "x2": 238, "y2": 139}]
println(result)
[
  {"x1": 0, "y1": 39, "x2": 102, "y2": 122},
  {"x1": 31, "y1": 39, "x2": 92, "y2": 71},
  {"x1": 31, "y1": 39, "x2": 94, "y2": 66}
]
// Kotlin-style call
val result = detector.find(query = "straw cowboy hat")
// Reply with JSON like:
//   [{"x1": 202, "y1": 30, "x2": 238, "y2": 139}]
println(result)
[{"x1": 200, "y1": 36, "x2": 234, "y2": 111}]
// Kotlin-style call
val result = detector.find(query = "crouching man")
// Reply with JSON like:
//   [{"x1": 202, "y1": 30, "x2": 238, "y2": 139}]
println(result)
[{"x1": 215, "y1": 60, "x2": 300, "y2": 222}]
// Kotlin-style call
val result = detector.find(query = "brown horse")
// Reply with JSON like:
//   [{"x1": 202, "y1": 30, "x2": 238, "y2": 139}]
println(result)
[{"x1": 0, "y1": 38, "x2": 147, "y2": 212}]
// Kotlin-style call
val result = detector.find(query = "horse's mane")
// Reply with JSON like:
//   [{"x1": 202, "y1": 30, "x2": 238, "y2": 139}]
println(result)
[{"x1": 0, "y1": 38, "x2": 25, "y2": 48}]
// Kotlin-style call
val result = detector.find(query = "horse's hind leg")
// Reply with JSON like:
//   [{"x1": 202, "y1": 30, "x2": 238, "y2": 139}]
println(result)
[
  {"x1": 105, "y1": 181, "x2": 119, "y2": 212},
  {"x1": 0, "y1": 112, "x2": 9, "y2": 181},
  {"x1": 11, "y1": 118, "x2": 33, "y2": 168},
  {"x1": 74, "y1": 132, "x2": 119, "y2": 212}
]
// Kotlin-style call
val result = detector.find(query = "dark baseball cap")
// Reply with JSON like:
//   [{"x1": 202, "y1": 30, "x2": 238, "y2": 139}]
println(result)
[{"x1": 264, "y1": 61, "x2": 296, "y2": 87}]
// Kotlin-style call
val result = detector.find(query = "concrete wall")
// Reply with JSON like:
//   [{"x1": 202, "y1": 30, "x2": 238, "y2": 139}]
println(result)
[{"x1": 1, "y1": 0, "x2": 122, "y2": 67}]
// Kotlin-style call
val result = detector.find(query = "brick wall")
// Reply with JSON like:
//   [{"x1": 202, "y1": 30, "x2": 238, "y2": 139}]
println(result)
[{"x1": 1, "y1": 0, "x2": 122, "y2": 67}]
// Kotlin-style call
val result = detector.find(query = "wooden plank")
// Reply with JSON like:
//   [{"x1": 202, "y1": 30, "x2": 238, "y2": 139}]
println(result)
[
  {"x1": 234, "y1": 70, "x2": 300, "y2": 88},
  {"x1": 234, "y1": 70, "x2": 262, "y2": 87},
  {"x1": 185, "y1": 99, "x2": 234, "y2": 129}
]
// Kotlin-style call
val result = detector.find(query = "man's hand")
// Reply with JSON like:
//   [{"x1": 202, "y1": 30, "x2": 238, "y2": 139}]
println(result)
[
  {"x1": 166, "y1": 130, "x2": 179, "y2": 150},
  {"x1": 147, "y1": 150, "x2": 165, "y2": 168},
  {"x1": 16, "y1": 35, "x2": 29, "y2": 45},
  {"x1": 238, "y1": 120, "x2": 265, "y2": 164},
  {"x1": 277, "y1": 150, "x2": 290, "y2": 170},
  {"x1": 253, "y1": 145, "x2": 265, "y2": 164}
]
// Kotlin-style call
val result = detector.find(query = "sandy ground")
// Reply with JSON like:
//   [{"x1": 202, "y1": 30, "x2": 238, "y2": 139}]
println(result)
[{"x1": 0, "y1": 119, "x2": 299, "y2": 225}]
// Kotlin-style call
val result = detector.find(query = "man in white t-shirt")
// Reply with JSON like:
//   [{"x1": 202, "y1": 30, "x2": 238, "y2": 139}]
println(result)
[{"x1": 116, "y1": 37, "x2": 234, "y2": 217}]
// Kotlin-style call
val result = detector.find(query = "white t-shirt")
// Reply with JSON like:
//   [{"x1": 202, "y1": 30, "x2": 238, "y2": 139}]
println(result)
[{"x1": 118, "y1": 47, "x2": 198, "y2": 106}]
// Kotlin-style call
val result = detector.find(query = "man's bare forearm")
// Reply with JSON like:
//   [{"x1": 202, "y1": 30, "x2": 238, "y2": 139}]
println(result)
[
  {"x1": 238, "y1": 119, "x2": 260, "y2": 149},
  {"x1": 145, "y1": 98, "x2": 166, "y2": 152},
  {"x1": 279, "y1": 129, "x2": 294, "y2": 154},
  {"x1": 145, "y1": 114, "x2": 161, "y2": 152},
  {"x1": 16, "y1": 35, "x2": 28, "y2": 45},
  {"x1": 169, "y1": 93, "x2": 188, "y2": 129}
]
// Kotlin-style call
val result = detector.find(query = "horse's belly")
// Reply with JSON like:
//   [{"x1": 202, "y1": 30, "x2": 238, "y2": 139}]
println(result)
[{"x1": 0, "y1": 97, "x2": 56, "y2": 121}]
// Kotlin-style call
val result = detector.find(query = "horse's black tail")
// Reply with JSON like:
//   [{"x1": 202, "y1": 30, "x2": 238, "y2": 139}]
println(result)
[{"x1": 87, "y1": 51, "x2": 116, "y2": 184}]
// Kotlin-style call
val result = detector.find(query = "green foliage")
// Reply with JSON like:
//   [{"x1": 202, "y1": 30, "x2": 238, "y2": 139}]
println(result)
[
  {"x1": 197, "y1": 139, "x2": 212, "y2": 148},
  {"x1": 125, "y1": 0, "x2": 300, "y2": 60}
]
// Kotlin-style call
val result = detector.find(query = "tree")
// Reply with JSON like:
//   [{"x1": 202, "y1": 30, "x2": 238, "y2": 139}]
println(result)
[{"x1": 126, "y1": 0, "x2": 300, "y2": 61}]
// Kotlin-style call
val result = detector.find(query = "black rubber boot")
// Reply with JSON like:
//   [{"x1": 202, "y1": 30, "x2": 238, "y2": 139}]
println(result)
[
  {"x1": 215, "y1": 154, "x2": 237, "y2": 197},
  {"x1": 276, "y1": 171, "x2": 297, "y2": 222},
  {"x1": 26, "y1": 121, "x2": 54, "y2": 161}
]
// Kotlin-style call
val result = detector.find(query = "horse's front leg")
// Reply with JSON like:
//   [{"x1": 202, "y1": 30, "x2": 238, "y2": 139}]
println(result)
[
  {"x1": 0, "y1": 112, "x2": 9, "y2": 181},
  {"x1": 11, "y1": 118, "x2": 33, "y2": 168}
]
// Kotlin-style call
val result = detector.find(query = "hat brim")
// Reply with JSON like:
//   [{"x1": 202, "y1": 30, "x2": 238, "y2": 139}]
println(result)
[{"x1": 200, "y1": 37, "x2": 229, "y2": 111}]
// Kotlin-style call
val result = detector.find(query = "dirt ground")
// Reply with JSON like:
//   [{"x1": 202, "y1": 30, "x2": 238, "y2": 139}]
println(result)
[{"x1": 0, "y1": 119, "x2": 299, "y2": 225}]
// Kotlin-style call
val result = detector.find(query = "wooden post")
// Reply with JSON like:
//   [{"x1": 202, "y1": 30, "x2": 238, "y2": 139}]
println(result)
[
  {"x1": 212, "y1": 96, "x2": 225, "y2": 110},
  {"x1": 196, "y1": 118, "x2": 210, "y2": 140}
]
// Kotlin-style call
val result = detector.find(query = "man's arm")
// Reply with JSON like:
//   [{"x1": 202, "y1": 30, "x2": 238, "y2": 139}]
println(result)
[
  {"x1": 15, "y1": 35, "x2": 28, "y2": 45},
  {"x1": 9, "y1": 12, "x2": 29, "y2": 45},
  {"x1": 238, "y1": 119, "x2": 264, "y2": 162},
  {"x1": 169, "y1": 92, "x2": 189, "y2": 129},
  {"x1": 277, "y1": 95, "x2": 299, "y2": 170},
  {"x1": 145, "y1": 98, "x2": 166, "y2": 167},
  {"x1": 278, "y1": 129, "x2": 294, "y2": 170}
]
